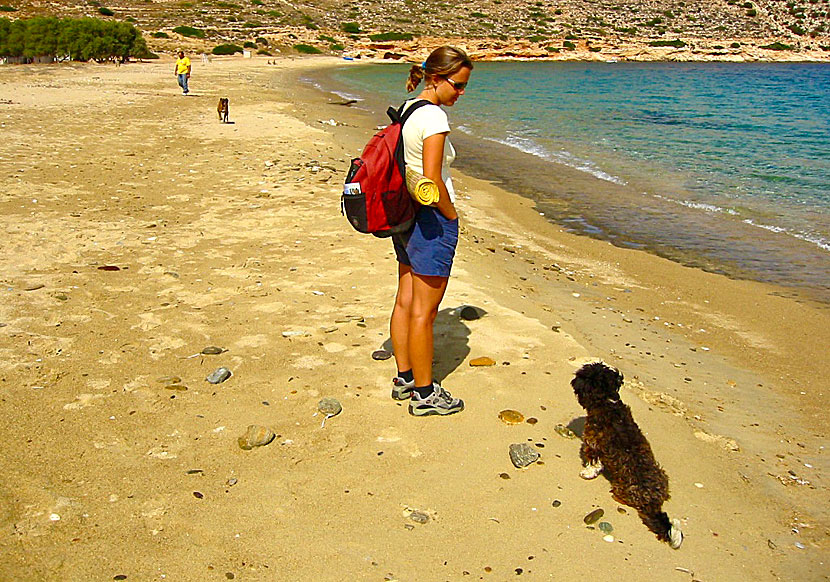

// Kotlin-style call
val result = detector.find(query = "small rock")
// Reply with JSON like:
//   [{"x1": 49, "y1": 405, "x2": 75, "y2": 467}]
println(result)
[
  {"x1": 603, "y1": 535, "x2": 615, "y2": 543},
  {"x1": 317, "y1": 397, "x2": 342, "y2": 416},
  {"x1": 409, "y1": 511, "x2": 429, "y2": 524},
  {"x1": 509, "y1": 443, "x2": 540, "y2": 468},
  {"x1": 206, "y1": 367, "x2": 232, "y2": 384},
  {"x1": 552, "y1": 500, "x2": 561, "y2": 507},
  {"x1": 498, "y1": 409, "x2": 525, "y2": 425},
  {"x1": 114, "y1": 576, "x2": 127, "y2": 581},
  {"x1": 599, "y1": 522, "x2": 614, "y2": 533},
  {"x1": 227, "y1": 478, "x2": 238, "y2": 486},
  {"x1": 24, "y1": 283, "x2": 45, "y2": 291},
  {"x1": 583, "y1": 508, "x2": 604, "y2": 525},
  {"x1": 320, "y1": 325, "x2": 338, "y2": 333},
  {"x1": 281, "y1": 330, "x2": 308, "y2": 337},
  {"x1": 97, "y1": 265, "x2": 121, "y2": 272},
  {"x1": 193, "y1": 491, "x2": 204, "y2": 499},
  {"x1": 371, "y1": 349, "x2": 392, "y2": 361},
  {"x1": 459, "y1": 306, "x2": 480, "y2": 320},
  {"x1": 201, "y1": 346, "x2": 225, "y2": 355},
  {"x1": 238, "y1": 425, "x2": 275, "y2": 450},
  {"x1": 157, "y1": 376, "x2": 181, "y2": 384},
  {"x1": 526, "y1": 417, "x2": 538, "y2": 425},
  {"x1": 470, "y1": 356, "x2": 496, "y2": 367},
  {"x1": 499, "y1": 472, "x2": 511, "y2": 479},
  {"x1": 554, "y1": 424, "x2": 577, "y2": 439}
]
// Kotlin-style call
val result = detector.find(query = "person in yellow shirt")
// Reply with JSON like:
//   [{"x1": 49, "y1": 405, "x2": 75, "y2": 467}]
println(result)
[{"x1": 175, "y1": 51, "x2": 191, "y2": 95}]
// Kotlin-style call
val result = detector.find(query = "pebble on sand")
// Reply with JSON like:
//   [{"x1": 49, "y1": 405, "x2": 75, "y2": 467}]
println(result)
[
  {"x1": 201, "y1": 346, "x2": 225, "y2": 355},
  {"x1": 509, "y1": 443, "x2": 540, "y2": 468},
  {"x1": 554, "y1": 424, "x2": 577, "y2": 439},
  {"x1": 409, "y1": 511, "x2": 429, "y2": 524},
  {"x1": 371, "y1": 349, "x2": 392, "y2": 361},
  {"x1": 238, "y1": 425, "x2": 276, "y2": 450},
  {"x1": 470, "y1": 356, "x2": 496, "y2": 367},
  {"x1": 317, "y1": 397, "x2": 342, "y2": 416},
  {"x1": 498, "y1": 410, "x2": 525, "y2": 425},
  {"x1": 282, "y1": 330, "x2": 308, "y2": 337},
  {"x1": 583, "y1": 508, "x2": 604, "y2": 525},
  {"x1": 206, "y1": 367, "x2": 232, "y2": 384},
  {"x1": 459, "y1": 305, "x2": 481, "y2": 320}
]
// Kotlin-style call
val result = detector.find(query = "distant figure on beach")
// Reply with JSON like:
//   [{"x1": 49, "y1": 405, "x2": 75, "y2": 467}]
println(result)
[
  {"x1": 389, "y1": 46, "x2": 473, "y2": 417},
  {"x1": 175, "y1": 51, "x2": 191, "y2": 95}
]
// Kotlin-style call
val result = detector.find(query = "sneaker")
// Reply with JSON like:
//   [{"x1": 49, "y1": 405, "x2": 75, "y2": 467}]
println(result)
[
  {"x1": 391, "y1": 376, "x2": 415, "y2": 400},
  {"x1": 409, "y1": 383, "x2": 464, "y2": 416}
]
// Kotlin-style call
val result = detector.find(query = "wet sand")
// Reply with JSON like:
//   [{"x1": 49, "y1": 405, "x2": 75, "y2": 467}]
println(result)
[{"x1": 0, "y1": 56, "x2": 827, "y2": 581}]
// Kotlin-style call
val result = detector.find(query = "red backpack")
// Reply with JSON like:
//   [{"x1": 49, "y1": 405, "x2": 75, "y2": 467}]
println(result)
[{"x1": 342, "y1": 99, "x2": 430, "y2": 237}]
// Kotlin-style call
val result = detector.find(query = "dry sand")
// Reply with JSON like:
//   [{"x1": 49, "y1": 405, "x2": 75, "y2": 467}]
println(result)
[{"x1": 0, "y1": 55, "x2": 827, "y2": 581}]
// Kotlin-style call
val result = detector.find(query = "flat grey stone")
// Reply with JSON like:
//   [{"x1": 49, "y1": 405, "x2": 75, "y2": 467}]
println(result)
[
  {"x1": 206, "y1": 367, "x2": 232, "y2": 384},
  {"x1": 509, "y1": 443, "x2": 540, "y2": 468}
]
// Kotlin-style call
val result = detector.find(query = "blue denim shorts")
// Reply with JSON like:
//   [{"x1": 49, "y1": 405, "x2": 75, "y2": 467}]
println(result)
[{"x1": 393, "y1": 206, "x2": 459, "y2": 278}]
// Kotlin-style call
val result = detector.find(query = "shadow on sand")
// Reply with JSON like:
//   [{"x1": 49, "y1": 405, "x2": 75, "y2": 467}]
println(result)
[{"x1": 379, "y1": 305, "x2": 487, "y2": 383}]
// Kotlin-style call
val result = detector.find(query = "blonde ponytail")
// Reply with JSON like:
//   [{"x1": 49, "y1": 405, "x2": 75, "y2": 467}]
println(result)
[{"x1": 406, "y1": 64, "x2": 424, "y2": 92}]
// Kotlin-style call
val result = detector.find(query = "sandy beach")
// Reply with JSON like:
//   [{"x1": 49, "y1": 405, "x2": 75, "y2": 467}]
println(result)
[{"x1": 0, "y1": 56, "x2": 827, "y2": 581}]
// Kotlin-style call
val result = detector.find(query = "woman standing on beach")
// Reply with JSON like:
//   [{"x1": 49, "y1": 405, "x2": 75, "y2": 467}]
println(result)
[{"x1": 390, "y1": 46, "x2": 473, "y2": 417}]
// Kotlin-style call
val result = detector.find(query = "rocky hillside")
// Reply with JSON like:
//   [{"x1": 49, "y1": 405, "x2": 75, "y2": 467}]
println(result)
[{"x1": 3, "y1": 0, "x2": 829, "y2": 60}]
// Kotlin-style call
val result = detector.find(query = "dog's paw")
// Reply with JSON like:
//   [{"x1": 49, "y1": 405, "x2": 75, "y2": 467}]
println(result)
[
  {"x1": 668, "y1": 518, "x2": 683, "y2": 549},
  {"x1": 579, "y1": 460, "x2": 603, "y2": 480}
]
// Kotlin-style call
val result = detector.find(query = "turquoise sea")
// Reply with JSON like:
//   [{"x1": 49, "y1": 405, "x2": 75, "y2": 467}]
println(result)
[{"x1": 313, "y1": 62, "x2": 830, "y2": 302}]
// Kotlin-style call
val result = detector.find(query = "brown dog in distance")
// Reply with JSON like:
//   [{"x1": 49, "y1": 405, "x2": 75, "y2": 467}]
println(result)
[
  {"x1": 217, "y1": 97, "x2": 229, "y2": 123},
  {"x1": 571, "y1": 362, "x2": 683, "y2": 548}
]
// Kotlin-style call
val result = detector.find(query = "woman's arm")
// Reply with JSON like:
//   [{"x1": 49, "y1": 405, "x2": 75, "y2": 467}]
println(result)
[{"x1": 421, "y1": 132, "x2": 457, "y2": 221}]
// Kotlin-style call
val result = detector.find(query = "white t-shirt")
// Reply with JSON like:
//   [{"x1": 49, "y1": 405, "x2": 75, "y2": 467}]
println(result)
[{"x1": 400, "y1": 99, "x2": 457, "y2": 203}]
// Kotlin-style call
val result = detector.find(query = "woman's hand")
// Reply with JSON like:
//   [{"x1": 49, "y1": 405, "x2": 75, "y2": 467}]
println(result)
[{"x1": 439, "y1": 206, "x2": 458, "y2": 221}]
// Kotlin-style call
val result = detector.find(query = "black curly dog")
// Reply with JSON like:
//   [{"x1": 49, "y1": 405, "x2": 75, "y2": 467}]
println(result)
[{"x1": 571, "y1": 362, "x2": 683, "y2": 548}]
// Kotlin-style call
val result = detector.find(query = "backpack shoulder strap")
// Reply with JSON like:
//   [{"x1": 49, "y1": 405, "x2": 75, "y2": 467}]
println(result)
[
  {"x1": 398, "y1": 99, "x2": 432, "y2": 126},
  {"x1": 387, "y1": 99, "x2": 431, "y2": 126}
]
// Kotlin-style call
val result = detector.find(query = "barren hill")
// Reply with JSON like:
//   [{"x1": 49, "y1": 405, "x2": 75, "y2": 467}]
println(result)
[{"x1": 3, "y1": 0, "x2": 829, "y2": 60}]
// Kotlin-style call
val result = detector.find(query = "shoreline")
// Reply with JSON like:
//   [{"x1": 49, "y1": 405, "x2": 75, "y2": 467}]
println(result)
[
  {"x1": 0, "y1": 56, "x2": 826, "y2": 580},
  {"x1": 312, "y1": 60, "x2": 830, "y2": 305}
]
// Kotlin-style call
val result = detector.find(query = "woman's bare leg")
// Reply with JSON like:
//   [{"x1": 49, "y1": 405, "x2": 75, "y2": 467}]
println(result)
[
  {"x1": 390, "y1": 263, "x2": 413, "y2": 374},
  {"x1": 408, "y1": 273, "x2": 449, "y2": 387}
]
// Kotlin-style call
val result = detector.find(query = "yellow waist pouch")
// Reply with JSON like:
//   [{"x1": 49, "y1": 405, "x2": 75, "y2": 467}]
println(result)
[{"x1": 405, "y1": 167, "x2": 441, "y2": 206}]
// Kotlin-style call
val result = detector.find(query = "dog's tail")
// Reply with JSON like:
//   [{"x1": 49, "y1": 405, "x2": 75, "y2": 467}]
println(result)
[{"x1": 639, "y1": 507, "x2": 683, "y2": 549}]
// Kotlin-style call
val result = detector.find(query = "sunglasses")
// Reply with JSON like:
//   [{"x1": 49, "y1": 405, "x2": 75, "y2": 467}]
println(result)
[{"x1": 442, "y1": 76, "x2": 468, "y2": 92}]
